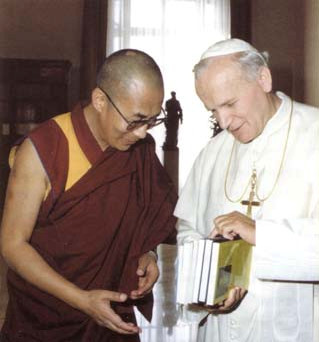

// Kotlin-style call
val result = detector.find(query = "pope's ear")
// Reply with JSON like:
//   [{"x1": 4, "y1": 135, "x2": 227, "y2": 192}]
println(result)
[
  {"x1": 257, "y1": 66, "x2": 272, "y2": 93},
  {"x1": 91, "y1": 88, "x2": 105, "y2": 112}
]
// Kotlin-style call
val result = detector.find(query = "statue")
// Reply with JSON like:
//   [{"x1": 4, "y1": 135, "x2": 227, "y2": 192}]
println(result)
[{"x1": 163, "y1": 91, "x2": 183, "y2": 151}]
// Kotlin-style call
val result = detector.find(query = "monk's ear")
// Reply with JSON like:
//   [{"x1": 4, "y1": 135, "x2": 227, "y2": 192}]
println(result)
[
  {"x1": 257, "y1": 66, "x2": 272, "y2": 93},
  {"x1": 91, "y1": 88, "x2": 106, "y2": 113}
]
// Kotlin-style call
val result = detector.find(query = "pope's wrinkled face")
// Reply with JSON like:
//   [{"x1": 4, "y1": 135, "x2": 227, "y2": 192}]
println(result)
[
  {"x1": 95, "y1": 81, "x2": 164, "y2": 151},
  {"x1": 195, "y1": 57, "x2": 273, "y2": 143}
]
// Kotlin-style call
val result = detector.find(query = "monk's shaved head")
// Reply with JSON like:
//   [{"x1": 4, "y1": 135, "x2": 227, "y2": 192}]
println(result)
[{"x1": 96, "y1": 49, "x2": 164, "y2": 100}]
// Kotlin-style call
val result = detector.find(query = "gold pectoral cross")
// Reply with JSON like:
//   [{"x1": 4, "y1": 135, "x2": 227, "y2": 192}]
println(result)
[{"x1": 241, "y1": 169, "x2": 260, "y2": 218}]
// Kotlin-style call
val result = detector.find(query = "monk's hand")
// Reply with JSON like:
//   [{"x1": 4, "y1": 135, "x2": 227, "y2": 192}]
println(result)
[
  {"x1": 200, "y1": 287, "x2": 247, "y2": 314},
  {"x1": 130, "y1": 251, "x2": 159, "y2": 300},
  {"x1": 83, "y1": 289, "x2": 141, "y2": 334},
  {"x1": 209, "y1": 211, "x2": 256, "y2": 245}
]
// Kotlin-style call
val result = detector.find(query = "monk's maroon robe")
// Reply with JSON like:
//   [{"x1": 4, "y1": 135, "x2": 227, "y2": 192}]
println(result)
[{"x1": 2, "y1": 104, "x2": 177, "y2": 341}]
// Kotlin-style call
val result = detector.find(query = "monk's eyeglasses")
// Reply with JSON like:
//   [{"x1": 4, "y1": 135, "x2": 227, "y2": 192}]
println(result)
[{"x1": 98, "y1": 87, "x2": 166, "y2": 131}]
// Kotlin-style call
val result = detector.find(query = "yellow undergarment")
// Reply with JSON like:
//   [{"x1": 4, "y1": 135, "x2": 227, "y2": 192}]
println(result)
[{"x1": 9, "y1": 113, "x2": 93, "y2": 201}]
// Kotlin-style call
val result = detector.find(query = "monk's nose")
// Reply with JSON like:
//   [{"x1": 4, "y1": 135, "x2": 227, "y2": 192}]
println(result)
[{"x1": 133, "y1": 124, "x2": 148, "y2": 139}]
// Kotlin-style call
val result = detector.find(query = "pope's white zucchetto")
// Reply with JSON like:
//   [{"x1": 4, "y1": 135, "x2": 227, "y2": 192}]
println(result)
[{"x1": 200, "y1": 38, "x2": 262, "y2": 61}]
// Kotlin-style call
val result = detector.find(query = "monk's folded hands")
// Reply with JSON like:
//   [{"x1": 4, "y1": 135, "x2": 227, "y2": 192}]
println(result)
[
  {"x1": 82, "y1": 289, "x2": 141, "y2": 334},
  {"x1": 130, "y1": 251, "x2": 159, "y2": 299}
]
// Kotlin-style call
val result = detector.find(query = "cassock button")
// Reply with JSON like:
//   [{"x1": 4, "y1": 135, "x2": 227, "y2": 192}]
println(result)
[
  {"x1": 230, "y1": 319, "x2": 237, "y2": 326},
  {"x1": 230, "y1": 333, "x2": 237, "y2": 340}
]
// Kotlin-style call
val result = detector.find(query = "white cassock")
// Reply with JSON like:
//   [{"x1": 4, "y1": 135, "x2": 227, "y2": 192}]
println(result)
[{"x1": 174, "y1": 92, "x2": 319, "y2": 342}]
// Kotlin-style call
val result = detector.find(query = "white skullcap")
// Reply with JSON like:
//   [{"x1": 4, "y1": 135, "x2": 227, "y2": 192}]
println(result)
[{"x1": 200, "y1": 38, "x2": 261, "y2": 61}]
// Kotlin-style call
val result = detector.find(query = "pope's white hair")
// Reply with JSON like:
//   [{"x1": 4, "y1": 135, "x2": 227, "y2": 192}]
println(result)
[{"x1": 235, "y1": 50, "x2": 269, "y2": 80}]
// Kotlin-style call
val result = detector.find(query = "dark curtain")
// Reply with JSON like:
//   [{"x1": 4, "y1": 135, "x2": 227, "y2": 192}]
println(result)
[
  {"x1": 230, "y1": 0, "x2": 251, "y2": 42},
  {"x1": 80, "y1": 0, "x2": 108, "y2": 102}
]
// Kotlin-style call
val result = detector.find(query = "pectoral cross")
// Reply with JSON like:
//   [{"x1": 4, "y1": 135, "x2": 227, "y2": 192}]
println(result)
[{"x1": 241, "y1": 169, "x2": 260, "y2": 218}]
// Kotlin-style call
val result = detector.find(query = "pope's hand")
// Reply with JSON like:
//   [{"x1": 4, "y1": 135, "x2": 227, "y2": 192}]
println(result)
[
  {"x1": 81, "y1": 289, "x2": 140, "y2": 334},
  {"x1": 203, "y1": 287, "x2": 247, "y2": 314},
  {"x1": 130, "y1": 251, "x2": 159, "y2": 300},
  {"x1": 209, "y1": 211, "x2": 256, "y2": 245}
]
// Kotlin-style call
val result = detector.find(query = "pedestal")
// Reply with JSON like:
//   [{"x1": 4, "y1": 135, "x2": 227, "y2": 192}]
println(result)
[{"x1": 163, "y1": 148, "x2": 179, "y2": 193}]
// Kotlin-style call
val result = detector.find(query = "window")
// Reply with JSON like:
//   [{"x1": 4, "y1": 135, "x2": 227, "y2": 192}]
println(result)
[{"x1": 107, "y1": 0, "x2": 230, "y2": 189}]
